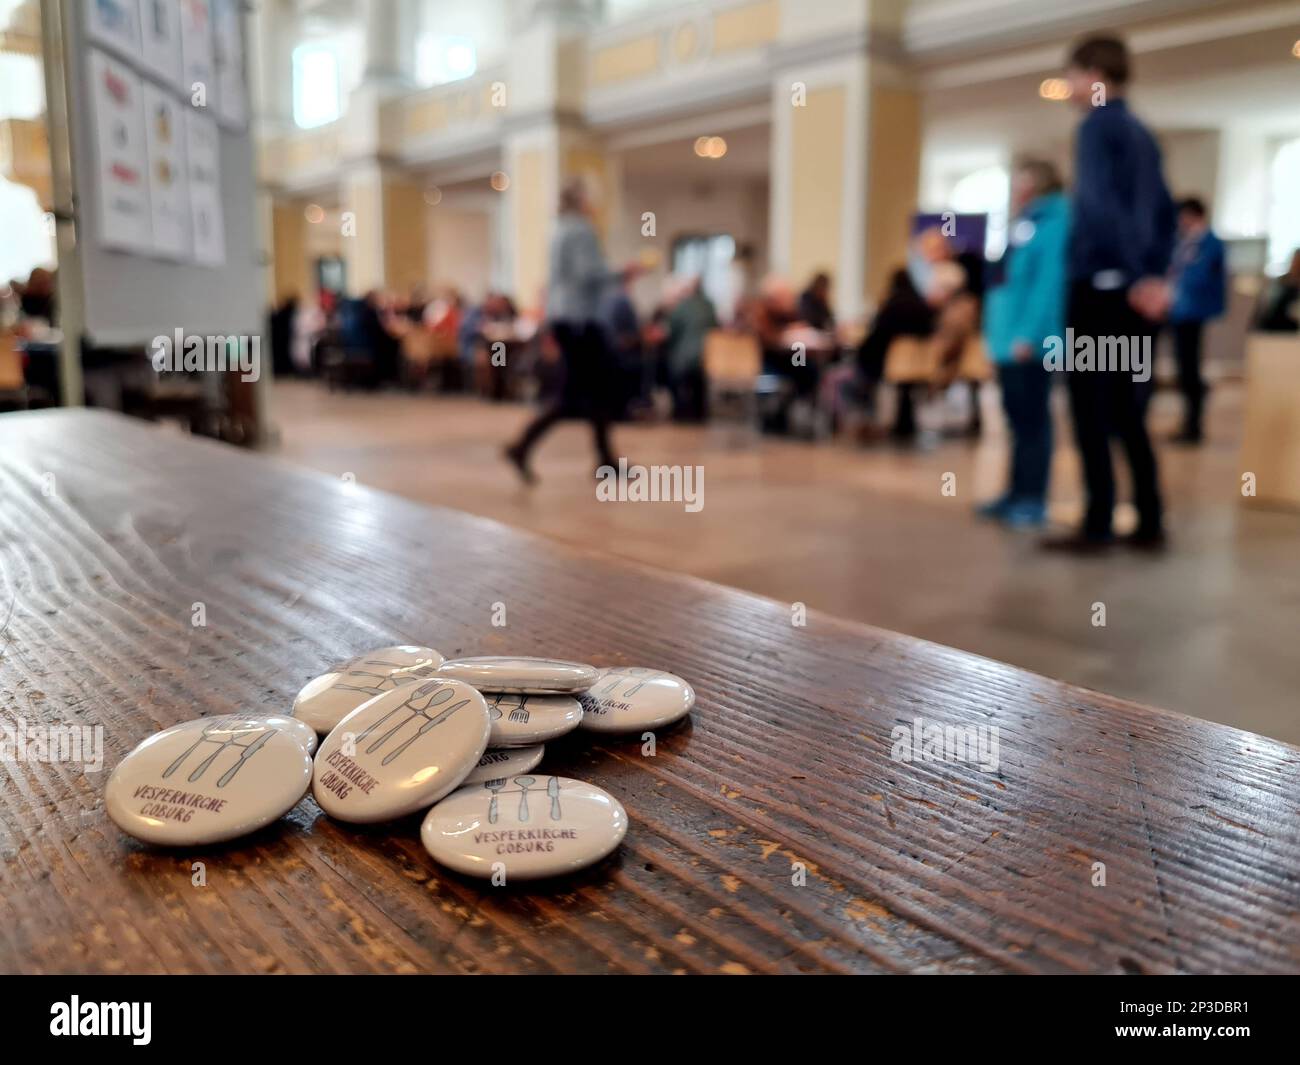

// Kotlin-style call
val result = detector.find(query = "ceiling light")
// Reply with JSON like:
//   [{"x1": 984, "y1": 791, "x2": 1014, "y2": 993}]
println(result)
[{"x1": 1039, "y1": 78, "x2": 1071, "y2": 101}]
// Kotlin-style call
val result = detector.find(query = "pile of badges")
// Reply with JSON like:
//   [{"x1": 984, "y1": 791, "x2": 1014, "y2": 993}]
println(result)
[{"x1": 104, "y1": 647, "x2": 695, "y2": 880}]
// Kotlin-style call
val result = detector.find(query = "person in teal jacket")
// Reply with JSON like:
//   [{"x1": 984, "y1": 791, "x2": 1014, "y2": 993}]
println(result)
[{"x1": 979, "y1": 159, "x2": 1071, "y2": 527}]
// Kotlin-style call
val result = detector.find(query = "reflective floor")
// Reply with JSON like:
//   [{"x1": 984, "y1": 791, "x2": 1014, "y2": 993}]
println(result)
[{"x1": 270, "y1": 377, "x2": 1300, "y2": 745}]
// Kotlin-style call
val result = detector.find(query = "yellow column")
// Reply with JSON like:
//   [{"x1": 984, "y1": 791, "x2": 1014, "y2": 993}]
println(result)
[
  {"x1": 269, "y1": 197, "x2": 312, "y2": 305},
  {"x1": 770, "y1": 38, "x2": 920, "y2": 318},
  {"x1": 339, "y1": 164, "x2": 428, "y2": 296}
]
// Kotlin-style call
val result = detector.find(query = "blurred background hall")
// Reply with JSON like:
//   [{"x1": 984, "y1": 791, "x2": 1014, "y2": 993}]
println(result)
[{"x1": 2, "y1": 0, "x2": 1299, "y2": 743}]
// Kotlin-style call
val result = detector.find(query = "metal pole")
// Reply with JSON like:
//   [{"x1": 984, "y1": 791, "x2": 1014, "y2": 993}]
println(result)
[{"x1": 38, "y1": 0, "x2": 84, "y2": 406}]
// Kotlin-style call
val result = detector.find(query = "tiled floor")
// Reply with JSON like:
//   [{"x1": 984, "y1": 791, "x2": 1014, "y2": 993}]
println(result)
[{"x1": 268, "y1": 377, "x2": 1300, "y2": 746}]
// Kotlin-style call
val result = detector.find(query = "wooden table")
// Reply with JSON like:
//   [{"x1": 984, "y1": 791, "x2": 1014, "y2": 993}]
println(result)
[{"x1": 1, "y1": 409, "x2": 1296, "y2": 974}]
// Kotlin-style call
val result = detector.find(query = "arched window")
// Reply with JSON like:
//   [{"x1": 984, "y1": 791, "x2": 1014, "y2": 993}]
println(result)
[
  {"x1": 292, "y1": 43, "x2": 340, "y2": 129},
  {"x1": 951, "y1": 166, "x2": 1010, "y2": 260},
  {"x1": 1267, "y1": 138, "x2": 1300, "y2": 274}
]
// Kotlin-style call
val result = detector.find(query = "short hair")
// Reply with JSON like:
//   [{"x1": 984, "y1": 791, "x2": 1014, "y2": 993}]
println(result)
[
  {"x1": 1177, "y1": 196, "x2": 1208, "y2": 218},
  {"x1": 1068, "y1": 35, "x2": 1130, "y2": 86},
  {"x1": 559, "y1": 178, "x2": 587, "y2": 213},
  {"x1": 1014, "y1": 158, "x2": 1064, "y2": 197}
]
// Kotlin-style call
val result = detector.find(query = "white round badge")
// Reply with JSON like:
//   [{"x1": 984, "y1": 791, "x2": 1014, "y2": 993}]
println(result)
[
  {"x1": 105, "y1": 717, "x2": 313, "y2": 846},
  {"x1": 461, "y1": 745, "x2": 545, "y2": 786},
  {"x1": 312, "y1": 677, "x2": 490, "y2": 823},
  {"x1": 293, "y1": 645, "x2": 444, "y2": 734},
  {"x1": 485, "y1": 693, "x2": 583, "y2": 746},
  {"x1": 421, "y1": 775, "x2": 628, "y2": 879},
  {"x1": 436, "y1": 656, "x2": 598, "y2": 695},
  {"x1": 577, "y1": 667, "x2": 695, "y2": 733}
]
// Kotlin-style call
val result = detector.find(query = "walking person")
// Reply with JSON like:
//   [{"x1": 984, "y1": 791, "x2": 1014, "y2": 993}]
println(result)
[
  {"x1": 1167, "y1": 196, "x2": 1226, "y2": 443},
  {"x1": 505, "y1": 180, "x2": 636, "y2": 483},
  {"x1": 1046, "y1": 34, "x2": 1175, "y2": 553},
  {"x1": 978, "y1": 159, "x2": 1070, "y2": 528}
]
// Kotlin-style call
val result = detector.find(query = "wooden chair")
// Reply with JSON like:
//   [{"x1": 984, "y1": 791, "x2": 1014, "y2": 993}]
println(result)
[
  {"x1": 883, "y1": 335, "x2": 994, "y2": 385},
  {"x1": 703, "y1": 329, "x2": 761, "y2": 420}
]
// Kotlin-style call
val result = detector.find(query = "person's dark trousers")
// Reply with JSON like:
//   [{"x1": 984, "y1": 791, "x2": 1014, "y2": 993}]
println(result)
[
  {"x1": 1065, "y1": 283, "x2": 1163, "y2": 540},
  {"x1": 513, "y1": 322, "x2": 616, "y2": 468},
  {"x1": 1171, "y1": 319, "x2": 1206, "y2": 439},
  {"x1": 997, "y1": 359, "x2": 1052, "y2": 503},
  {"x1": 670, "y1": 366, "x2": 708, "y2": 422}
]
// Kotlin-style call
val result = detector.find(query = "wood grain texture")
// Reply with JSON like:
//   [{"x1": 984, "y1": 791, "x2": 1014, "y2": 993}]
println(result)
[{"x1": 0, "y1": 409, "x2": 1296, "y2": 975}]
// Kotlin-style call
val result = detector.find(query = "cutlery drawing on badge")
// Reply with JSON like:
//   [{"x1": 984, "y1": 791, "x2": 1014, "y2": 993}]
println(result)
[
  {"x1": 491, "y1": 694, "x2": 531, "y2": 724},
  {"x1": 332, "y1": 654, "x2": 439, "y2": 699},
  {"x1": 162, "y1": 722, "x2": 277, "y2": 788},
  {"x1": 483, "y1": 776, "x2": 563, "y2": 824},
  {"x1": 354, "y1": 680, "x2": 469, "y2": 766},
  {"x1": 486, "y1": 778, "x2": 506, "y2": 823},
  {"x1": 596, "y1": 668, "x2": 664, "y2": 697}
]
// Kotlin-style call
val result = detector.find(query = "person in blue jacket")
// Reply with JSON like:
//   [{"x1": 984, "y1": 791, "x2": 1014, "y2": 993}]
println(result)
[
  {"x1": 979, "y1": 159, "x2": 1071, "y2": 528},
  {"x1": 1167, "y1": 196, "x2": 1226, "y2": 443}
]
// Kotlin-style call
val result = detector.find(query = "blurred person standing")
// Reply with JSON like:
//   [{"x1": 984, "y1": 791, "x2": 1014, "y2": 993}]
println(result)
[
  {"x1": 979, "y1": 159, "x2": 1071, "y2": 528},
  {"x1": 1167, "y1": 197, "x2": 1225, "y2": 443},
  {"x1": 506, "y1": 180, "x2": 633, "y2": 482},
  {"x1": 664, "y1": 276, "x2": 718, "y2": 422},
  {"x1": 1047, "y1": 34, "x2": 1175, "y2": 553}
]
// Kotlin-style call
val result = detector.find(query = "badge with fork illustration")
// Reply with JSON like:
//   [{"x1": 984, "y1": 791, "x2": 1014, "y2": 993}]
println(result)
[
  {"x1": 484, "y1": 775, "x2": 563, "y2": 824},
  {"x1": 490, "y1": 693, "x2": 531, "y2": 724}
]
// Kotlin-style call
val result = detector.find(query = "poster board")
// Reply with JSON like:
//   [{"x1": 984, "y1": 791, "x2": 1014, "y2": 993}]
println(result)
[{"x1": 60, "y1": 0, "x2": 260, "y2": 345}]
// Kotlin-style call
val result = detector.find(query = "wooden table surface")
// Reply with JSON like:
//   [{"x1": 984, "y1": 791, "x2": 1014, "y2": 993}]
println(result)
[{"x1": 1, "y1": 409, "x2": 1296, "y2": 975}]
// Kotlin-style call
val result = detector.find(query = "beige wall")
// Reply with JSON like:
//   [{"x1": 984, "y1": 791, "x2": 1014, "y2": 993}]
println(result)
[
  {"x1": 865, "y1": 84, "x2": 922, "y2": 304},
  {"x1": 382, "y1": 177, "x2": 429, "y2": 294},
  {"x1": 511, "y1": 147, "x2": 549, "y2": 311},
  {"x1": 270, "y1": 199, "x2": 311, "y2": 305},
  {"x1": 788, "y1": 85, "x2": 846, "y2": 293},
  {"x1": 429, "y1": 207, "x2": 493, "y2": 302}
]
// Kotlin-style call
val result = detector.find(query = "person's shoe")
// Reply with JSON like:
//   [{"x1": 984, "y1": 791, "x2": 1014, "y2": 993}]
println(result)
[
  {"x1": 1040, "y1": 531, "x2": 1114, "y2": 555},
  {"x1": 1001, "y1": 500, "x2": 1047, "y2": 529},
  {"x1": 503, "y1": 444, "x2": 537, "y2": 486},
  {"x1": 975, "y1": 495, "x2": 1012, "y2": 520},
  {"x1": 1122, "y1": 528, "x2": 1168, "y2": 552}
]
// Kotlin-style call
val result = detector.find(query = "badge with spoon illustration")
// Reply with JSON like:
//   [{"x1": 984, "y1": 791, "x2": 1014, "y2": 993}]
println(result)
[
  {"x1": 312, "y1": 677, "x2": 490, "y2": 823},
  {"x1": 421, "y1": 775, "x2": 628, "y2": 879}
]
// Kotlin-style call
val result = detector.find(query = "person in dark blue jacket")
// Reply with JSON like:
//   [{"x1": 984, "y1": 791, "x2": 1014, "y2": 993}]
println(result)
[
  {"x1": 1046, "y1": 34, "x2": 1175, "y2": 554},
  {"x1": 1167, "y1": 197, "x2": 1226, "y2": 443},
  {"x1": 980, "y1": 159, "x2": 1070, "y2": 528}
]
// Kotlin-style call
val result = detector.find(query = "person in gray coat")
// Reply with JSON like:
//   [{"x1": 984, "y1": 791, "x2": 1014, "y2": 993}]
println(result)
[{"x1": 506, "y1": 180, "x2": 636, "y2": 483}]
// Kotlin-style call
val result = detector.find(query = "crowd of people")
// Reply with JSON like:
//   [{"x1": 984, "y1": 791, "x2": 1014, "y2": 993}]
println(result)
[{"x1": 261, "y1": 31, "x2": 1298, "y2": 554}]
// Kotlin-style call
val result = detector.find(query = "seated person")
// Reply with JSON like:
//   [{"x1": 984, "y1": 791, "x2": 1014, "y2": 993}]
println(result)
[{"x1": 664, "y1": 276, "x2": 718, "y2": 422}]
